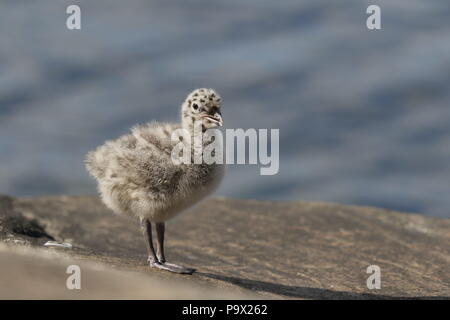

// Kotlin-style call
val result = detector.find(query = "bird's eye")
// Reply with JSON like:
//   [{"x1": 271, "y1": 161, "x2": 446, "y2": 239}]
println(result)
[{"x1": 192, "y1": 103, "x2": 199, "y2": 110}]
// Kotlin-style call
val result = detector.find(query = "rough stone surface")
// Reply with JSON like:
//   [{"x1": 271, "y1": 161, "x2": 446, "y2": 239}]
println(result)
[
  {"x1": 0, "y1": 194, "x2": 449, "y2": 299},
  {"x1": 0, "y1": 244, "x2": 254, "y2": 299}
]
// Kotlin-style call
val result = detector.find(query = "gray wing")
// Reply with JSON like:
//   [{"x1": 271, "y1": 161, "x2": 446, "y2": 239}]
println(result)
[{"x1": 111, "y1": 123, "x2": 183, "y2": 199}]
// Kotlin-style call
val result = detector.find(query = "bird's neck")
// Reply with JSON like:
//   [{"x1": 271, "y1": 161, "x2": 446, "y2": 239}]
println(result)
[
  {"x1": 180, "y1": 117, "x2": 217, "y2": 156},
  {"x1": 182, "y1": 117, "x2": 207, "y2": 140}
]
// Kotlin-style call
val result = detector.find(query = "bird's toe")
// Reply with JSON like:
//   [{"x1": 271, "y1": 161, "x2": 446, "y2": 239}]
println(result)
[
  {"x1": 150, "y1": 261, "x2": 195, "y2": 274},
  {"x1": 164, "y1": 262, "x2": 196, "y2": 274}
]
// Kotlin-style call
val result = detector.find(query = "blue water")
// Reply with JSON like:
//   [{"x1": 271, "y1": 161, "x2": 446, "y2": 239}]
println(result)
[{"x1": 1, "y1": 1, "x2": 449, "y2": 217}]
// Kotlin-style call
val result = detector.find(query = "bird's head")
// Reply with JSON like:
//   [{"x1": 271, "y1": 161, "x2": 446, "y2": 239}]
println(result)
[{"x1": 181, "y1": 88, "x2": 223, "y2": 130}]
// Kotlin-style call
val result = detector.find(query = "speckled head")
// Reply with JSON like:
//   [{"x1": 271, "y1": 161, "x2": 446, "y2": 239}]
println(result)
[{"x1": 181, "y1": 88, "x2": 223, "y2": 130}]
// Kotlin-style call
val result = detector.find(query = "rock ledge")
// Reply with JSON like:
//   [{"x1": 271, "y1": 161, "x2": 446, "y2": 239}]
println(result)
[{"x1": 0, "y1": 195, "x2": 449, "y2": 299}]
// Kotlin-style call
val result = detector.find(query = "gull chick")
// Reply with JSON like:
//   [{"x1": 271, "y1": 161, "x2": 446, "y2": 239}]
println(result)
[{"x1": 85, "y1": 88, "x2": 224, "y2": 274}]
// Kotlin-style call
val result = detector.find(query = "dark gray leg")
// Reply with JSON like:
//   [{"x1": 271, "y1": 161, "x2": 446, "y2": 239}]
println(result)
[
  {"x1": 141, "y1": 218, "x2": 195, "y2": 274},
  {"x1": 155, "y1": 222, "x2": 166, "y2": 263},
  {"x1": 155, "y1": 222, "x2": 196, "y2": 274},
  {"x1": 140, "y1": 218, "x2": 158, "y2": 265}
]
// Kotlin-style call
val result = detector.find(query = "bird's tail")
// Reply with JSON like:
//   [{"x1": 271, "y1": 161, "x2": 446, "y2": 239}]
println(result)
[{"x1": 84, "y1": 148, "x2": 105, "y2": 180}]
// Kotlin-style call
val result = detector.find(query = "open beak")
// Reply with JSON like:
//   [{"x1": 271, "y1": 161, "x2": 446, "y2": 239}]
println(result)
[{"x1": 201, "y1": 113, "x2": 223, "y2": 126}]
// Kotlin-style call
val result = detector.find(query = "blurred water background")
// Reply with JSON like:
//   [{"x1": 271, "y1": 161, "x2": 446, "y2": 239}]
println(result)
[{"x1": 1, "y1": 0, "x2": 449, "y2": 217}]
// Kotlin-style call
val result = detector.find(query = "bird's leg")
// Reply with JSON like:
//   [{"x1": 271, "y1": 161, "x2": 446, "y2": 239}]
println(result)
[
  {"x1": 140, "y1": 218, "x2": 158, "y2": 266},
  {"x1": 154, "y1": 222, "x2": 196, "y2": 274},
  {"x1": 155, "y1": 222, "x2": 166, "y2": 263}
]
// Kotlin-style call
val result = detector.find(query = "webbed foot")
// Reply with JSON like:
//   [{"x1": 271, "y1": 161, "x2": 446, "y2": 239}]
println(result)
[{"x1": 149, "y1": 261, "x2": 196, "y2": 274}]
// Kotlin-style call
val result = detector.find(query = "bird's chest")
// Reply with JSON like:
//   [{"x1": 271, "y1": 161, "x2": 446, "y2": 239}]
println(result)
[
  {"x1": 185, "y1": 163, "x2": 224, "y2": 189},
  {"x1": 154, "y1": 164, "x2": 223, "y2": 221},
  {"x1": 173, "y1": 164, "x2": 224, "y2": 206}
]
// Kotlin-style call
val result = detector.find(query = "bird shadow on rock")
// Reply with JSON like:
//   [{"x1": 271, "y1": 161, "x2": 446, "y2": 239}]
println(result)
[{"x1": 196, "y1": 272, "x2": 449, "y2": 300}]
